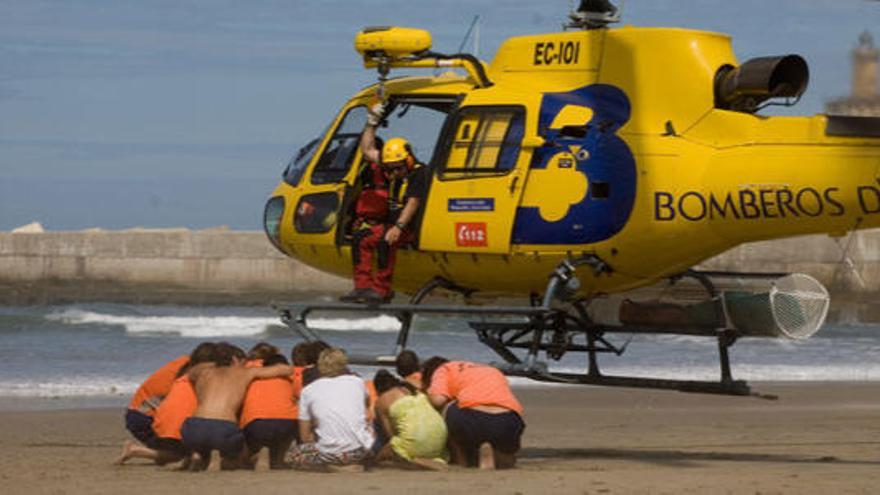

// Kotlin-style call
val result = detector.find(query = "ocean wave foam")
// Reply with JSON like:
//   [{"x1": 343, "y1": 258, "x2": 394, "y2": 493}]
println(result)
[
  {"x1": 308, "y1": 315, "x2": 401, "y2": 332},
  {"x1": 45, "y1": 308, "x2": 401, "y2": 337},
  {"x1": 3, "y1": 362, "x2": 880, "y2": 399},
  {"x1": 541, "y1": 363, "x2": 880, "y2": 382},
  {"x1": 0, "y1": 379, "x2": 138, "y2": 398}
]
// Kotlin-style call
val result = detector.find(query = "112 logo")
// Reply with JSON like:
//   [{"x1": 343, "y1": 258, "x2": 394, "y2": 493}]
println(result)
[{"x1": 455, "y1": 222, "x2": 487, "y2": 247}]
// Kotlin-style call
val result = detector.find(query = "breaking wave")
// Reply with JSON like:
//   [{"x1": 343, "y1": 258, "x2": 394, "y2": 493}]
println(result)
[
  {"x1": 0, "y1": 379, "x2": 138, "y2": 398},
  {"x1": 45, "y1": 307, "x2": 401, "y2": 337}
]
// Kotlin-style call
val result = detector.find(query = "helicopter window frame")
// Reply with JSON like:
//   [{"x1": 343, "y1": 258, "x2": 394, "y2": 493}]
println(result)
[
  {"x1": 309, "y1": 105, "x2": 368, "y2": 186},
  {"x1": 436, "y1": 105, "x2": 527, "y2": 181}
]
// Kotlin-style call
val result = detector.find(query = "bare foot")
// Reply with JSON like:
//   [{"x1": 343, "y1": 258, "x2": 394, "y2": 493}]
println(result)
[
  {"x1": 163, "y1": 457, "x2": 191, "y2": 472},
  {"x1": 189, "y1": 453, "x2": 204, "y2": 472},
  {"x1": 254, "y1": 447, "x2": 270, "y2": 473},
  {"x1": 113, "y1": 440, "x2": 135, "y2": 465},
  {"x1": 207, "y1": 450, "x2": 222, "y2": 472},
  {"x1": 478, "y1": 442, "x2": 495, "y2": 470},
  {"x1": 409, "y1": 457, "x2": 449, "y2": 472}
]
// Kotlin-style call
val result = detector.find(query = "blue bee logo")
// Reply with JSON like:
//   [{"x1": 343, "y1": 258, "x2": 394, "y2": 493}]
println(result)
[{"x1": 512, "y1": 84, "x2": 638, "y2": 245}]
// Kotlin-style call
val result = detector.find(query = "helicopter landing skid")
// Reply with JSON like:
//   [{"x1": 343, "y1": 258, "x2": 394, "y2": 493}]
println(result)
[{"x1": 271, "y1": 264, "x2": 776, "y2": 399}]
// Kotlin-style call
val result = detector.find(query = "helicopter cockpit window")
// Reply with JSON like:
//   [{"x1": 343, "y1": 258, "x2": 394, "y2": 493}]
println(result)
[
  {"x1": 283, "y1": 136, "x2": 321, "y2": 187},
  {"x1": 310, "y1": 106, "x2": 368, "y2": 185},
  {"x1": 441, "y1": 107, "x2": 525, "y2": 178}
]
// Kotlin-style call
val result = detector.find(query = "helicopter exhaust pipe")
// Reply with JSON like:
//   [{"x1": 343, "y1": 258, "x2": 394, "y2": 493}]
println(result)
[{"x1": 714, "y1": 55, "x2": 809, "y2": 113}]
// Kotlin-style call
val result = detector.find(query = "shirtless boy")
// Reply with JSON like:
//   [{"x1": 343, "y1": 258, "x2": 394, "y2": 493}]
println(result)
[{"x1": 181, "y1": 343, "x2": 292, "y2": 471}]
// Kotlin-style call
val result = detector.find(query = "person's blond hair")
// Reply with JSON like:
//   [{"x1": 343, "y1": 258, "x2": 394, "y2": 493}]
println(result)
[{"x1": 317, "y1": 347, "x2": 348, "y2": 378}]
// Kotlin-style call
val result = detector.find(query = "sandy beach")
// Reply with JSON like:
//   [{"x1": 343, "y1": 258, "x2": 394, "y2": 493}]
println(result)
[{"x1": 1, "y1": 383, "x2": 877, "y2": 494}]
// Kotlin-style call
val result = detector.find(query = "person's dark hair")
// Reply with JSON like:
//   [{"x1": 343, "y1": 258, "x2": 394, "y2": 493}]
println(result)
[
  {"x1": 214, "y1": 342, "x2": 246, "y2": 367},
  {"x1": 291, "y1": 342, "x2": 310, "y2": 366},
  {"x1": 304, "y1": 340, "x2": 331, "y2": 366},
  {"x1": 263, "y1": 353, "x2": 290, "y2": 367},
  {"x1": 190, "y1": 342, "x2": 218, "y2": 364},
  {"x1": 248, "y1": 342, "x2": 279, "y2": 361},
  {"x1": 230, "y1": 343, "x2": 246, "y2": 360},
  {"x1": 301, "y1": 366, "x2": 320, "y2": 388},
  {"x1": 419, "y1": 356, "x2": 449, "y2": 390},
  {"x1": 395, "y1": 350, "x2": 420, "y2": 377},
  {"x1": 177, "y1": 342, "x2": 218, "y2": 377},
  {"x1": 374, "y1": 369, "x2": 417, "y2": 396}
]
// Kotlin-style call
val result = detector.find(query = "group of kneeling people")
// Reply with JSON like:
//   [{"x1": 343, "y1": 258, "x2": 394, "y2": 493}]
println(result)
[{"x1": 117, "y1": 340, "x2": 526, "y2": 472}]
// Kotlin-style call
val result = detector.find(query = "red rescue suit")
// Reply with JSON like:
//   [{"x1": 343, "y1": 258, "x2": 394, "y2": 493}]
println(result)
[{"x1": 351, "y1": 162, "x2": 414, "y2": 298}]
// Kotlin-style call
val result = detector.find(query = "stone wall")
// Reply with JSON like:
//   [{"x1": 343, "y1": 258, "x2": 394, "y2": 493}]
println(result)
[
  {"x1": 0, "y1": 230, "x2": 348, "y2": 305},
  {"x1": 0, "y1": 229, "x2": 877, "y2": 308},
  {"x1": 699, "y1": 230, "x2": 880, "y2": 295}
]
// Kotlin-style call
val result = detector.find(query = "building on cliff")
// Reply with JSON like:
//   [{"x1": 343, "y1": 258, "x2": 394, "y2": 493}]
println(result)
[{"x1": 826, "y1": 31, "x2": 880, "y2": 116}]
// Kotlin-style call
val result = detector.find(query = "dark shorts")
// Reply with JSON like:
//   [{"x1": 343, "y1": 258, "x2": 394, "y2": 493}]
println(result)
[
  {"x1": 180, "y1": 417, "x2": 245, "y2": 460},
  {"x1": 243, "y1": 419, "x2": 298, "y2": 454},
  {"x1": 445, "y1": 403, "x2": 526, "y2": 467},
  {"x1": 144, "y1": 437, "x2": 188, "y2": 459},
  {"x1": 125, "y1": 409, "x2": 156, "y2": 445},
  {"x1": 371, "y1": 417, "x2": 387, "y2": 455}
]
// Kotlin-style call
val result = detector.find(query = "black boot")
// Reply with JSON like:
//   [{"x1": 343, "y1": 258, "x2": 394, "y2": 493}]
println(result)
[{"x1": 339, "y1": 288, "x2": 375, "y2": 303}]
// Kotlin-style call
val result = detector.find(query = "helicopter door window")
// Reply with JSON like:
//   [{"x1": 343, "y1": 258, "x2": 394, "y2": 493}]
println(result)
[
  {"x1": 373, "y1": 99, "x2": 454, "y2": 167},
  {"x1": 441, "y1": 107, "x2": 525, "y2": 178},
  {"x1": 310, "y1": 105, "x2": 367, "y2": 185}
]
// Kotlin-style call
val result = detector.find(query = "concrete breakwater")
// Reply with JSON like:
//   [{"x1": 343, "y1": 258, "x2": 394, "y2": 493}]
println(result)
[
  {"x1": 0, "y1": 229, "x2": 877, "y2": 319},
  {"x1": 0, "y1": 229, "x2": 348, "y2": 305}
]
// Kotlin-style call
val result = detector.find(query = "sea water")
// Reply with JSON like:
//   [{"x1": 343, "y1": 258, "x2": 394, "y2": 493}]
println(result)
[{"x1": 0, "y1": 303, "x2": 878, "y2": 400}]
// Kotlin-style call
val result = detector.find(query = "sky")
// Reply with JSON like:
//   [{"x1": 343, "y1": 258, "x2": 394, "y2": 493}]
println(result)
[{"x1": 1, "y1": 0, "x2": 879, "y2": 231}]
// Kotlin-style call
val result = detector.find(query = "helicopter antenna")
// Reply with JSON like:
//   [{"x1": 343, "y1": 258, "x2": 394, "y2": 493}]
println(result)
[
  {"x1": 436, "y1": 15, "x2": 480, "y2": 77},
  {"x1": 567, "y1": 0, "x2": 622, "y2": 30},
  {"x1": 474, "y1": 17, "x2": 481, "y2": 58},
  {"x1": 456, "y1": 15, "x2": 481, "y2": 55}
]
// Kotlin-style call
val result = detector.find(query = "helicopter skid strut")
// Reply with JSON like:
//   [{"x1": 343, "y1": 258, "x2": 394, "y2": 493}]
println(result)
[{"x1": 271, "y1": 261, "x2": 777, "y2": 399}]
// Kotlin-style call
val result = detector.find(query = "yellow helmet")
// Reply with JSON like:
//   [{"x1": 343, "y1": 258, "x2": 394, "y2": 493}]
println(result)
[{"x1": 382, "y1": 137, "x2": 410, "y2": 164}]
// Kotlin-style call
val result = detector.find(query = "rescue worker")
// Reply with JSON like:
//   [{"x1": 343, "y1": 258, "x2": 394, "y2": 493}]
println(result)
[{"x1": 340, "y1": 101, "x2": 429, "y2": 304}]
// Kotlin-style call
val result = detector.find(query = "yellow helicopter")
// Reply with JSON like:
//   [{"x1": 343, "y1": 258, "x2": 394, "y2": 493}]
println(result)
[{"x1": 266, "y1": 1, "x2": 880, "y2": 396}]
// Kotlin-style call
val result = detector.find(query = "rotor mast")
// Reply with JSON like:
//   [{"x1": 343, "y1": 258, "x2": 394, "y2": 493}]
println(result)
[{"x1": 567, "y1": 0, "x2": 621, "y2": 30}]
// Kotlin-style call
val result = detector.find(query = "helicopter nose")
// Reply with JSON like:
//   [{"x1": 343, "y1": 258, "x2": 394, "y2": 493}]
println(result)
[{"x1": 263, "y1": 196, "x2": 285, "y2": 253}]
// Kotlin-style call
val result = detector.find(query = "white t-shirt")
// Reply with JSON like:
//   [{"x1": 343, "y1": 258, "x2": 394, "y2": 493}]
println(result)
[{"x1": 299, "y1": 374, "x2": 375, "y2": 454}]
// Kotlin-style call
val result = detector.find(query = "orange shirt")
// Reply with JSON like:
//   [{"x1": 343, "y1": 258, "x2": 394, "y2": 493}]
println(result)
[
  {"x1": 364, "y1": 379, "x2": 378, "y2": 422},
  {"x1": 290, "y1": 366, "x2": 306, "y2": 406},
  {"x1": 427, "y1": 361, "x2": 523, "y2": 415},
  {"x1": 287, "y1": 365, "x2": 308, "y2": 420},
  {"x1": 128, "y1": 355, "x2": 189, "y2": 415},
  {"x1": 239, "y1": 360, "x2": 297, "y2": 427},
  {"x1": 152, "y1": 376, "x2": 197, "y2": 440}
]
